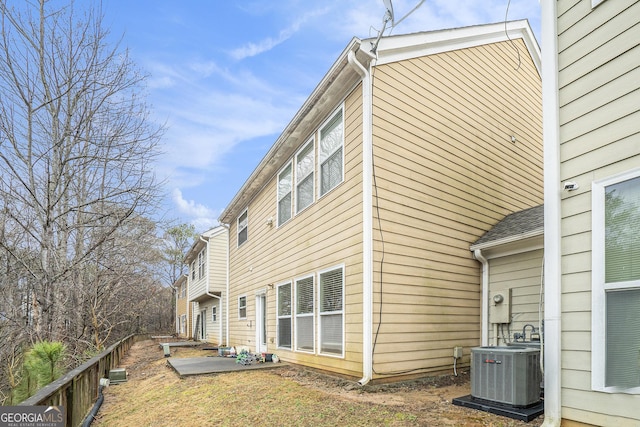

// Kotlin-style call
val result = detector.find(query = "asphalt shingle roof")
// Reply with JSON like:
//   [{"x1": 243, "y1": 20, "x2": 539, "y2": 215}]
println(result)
[{"x1": 472, "y1": 204, "x2": 544, "y2": 248}]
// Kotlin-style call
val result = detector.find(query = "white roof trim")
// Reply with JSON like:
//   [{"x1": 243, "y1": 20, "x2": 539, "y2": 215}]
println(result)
[
  {"x1": 370, "y1": 20, "x2": 540, "y2": 75},
  {"x1": 469, "y1": 227, "x2": 543, "y2": 252}
]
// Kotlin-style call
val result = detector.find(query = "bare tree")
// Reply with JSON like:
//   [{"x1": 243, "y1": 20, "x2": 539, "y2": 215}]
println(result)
[{"x1": 0, "y1": 0, "x2": 163, "y2": 348}]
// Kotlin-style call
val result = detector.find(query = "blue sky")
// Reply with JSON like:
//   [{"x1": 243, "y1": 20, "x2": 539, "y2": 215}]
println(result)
[{"x1": 102, "y1": 0, "x2": 541, "y2": 232}]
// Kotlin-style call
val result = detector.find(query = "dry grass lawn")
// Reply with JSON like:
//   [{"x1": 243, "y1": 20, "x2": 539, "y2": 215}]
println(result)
[{"x1": 93, "y1": 340, "x2": 543, "y2": 427}]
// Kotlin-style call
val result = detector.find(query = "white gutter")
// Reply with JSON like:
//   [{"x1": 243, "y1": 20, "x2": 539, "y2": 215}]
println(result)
[
  {"x1": 473, "y1": 249, "x2": 490, "y2": 347},
  {"x1": 541, "y1": 1, "x2": 561, "y2": 425},
  {"x1": 348, "y1": 47, "x2": 374, "y2": 387}
]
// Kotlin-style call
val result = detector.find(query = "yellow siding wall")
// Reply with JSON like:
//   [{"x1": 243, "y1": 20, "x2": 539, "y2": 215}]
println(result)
[
  {"x1": 488, "y1": 249, "x2": 544, "y2": 345},
  {"x1": 557, "y1": 0, "x2": 640, "y2": 424},
  {"x1": 226, "y1": 86, "x2": 365, "y2": 377},
  {"x1": 369, "y1": 39, "x2": 543, "y2": 377}
]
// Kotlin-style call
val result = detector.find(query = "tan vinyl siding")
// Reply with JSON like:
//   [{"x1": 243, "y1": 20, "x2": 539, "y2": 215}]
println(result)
[
  {"x1": 557, "y1": 0, "x2": 640, "y2": 424},
  {"x1": 209, "y1": 231, "x2": 227, "y2": 292},
  {"x1": 487, "y1": 249, "x2": 544, "y2": 345},
  {"x1": 226, "y1": 87, "x2": 364, "y2": 377},
  {"x1": 369, "y1": 40, "x2": 543, "y2": 377}
]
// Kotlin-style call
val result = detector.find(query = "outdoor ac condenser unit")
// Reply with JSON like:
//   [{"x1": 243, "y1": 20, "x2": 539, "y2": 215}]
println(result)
[{"x1": 471, "y1": 346, "x2": 541, "y2": 407}]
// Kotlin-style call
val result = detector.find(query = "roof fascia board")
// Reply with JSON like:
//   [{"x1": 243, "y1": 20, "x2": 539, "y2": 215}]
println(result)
[
  {"x1": 371, "y1": 20, "x2": 540, "y2": 75},
  {"x1": 219, "y1": 38, "x2": 364, "y2": 224},
  {"x1": 470, "y1": 229, "x2": 543, "y2": 257}
]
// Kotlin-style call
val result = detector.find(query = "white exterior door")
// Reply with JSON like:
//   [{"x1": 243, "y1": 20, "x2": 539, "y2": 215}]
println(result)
[{"x1": 255, "y1": 293, "x2": 267, "y2": 353}]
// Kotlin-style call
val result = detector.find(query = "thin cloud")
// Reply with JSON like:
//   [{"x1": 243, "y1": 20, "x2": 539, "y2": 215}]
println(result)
[{"x1": 230, "y1": 7, "x2": 330, "y2": 60}]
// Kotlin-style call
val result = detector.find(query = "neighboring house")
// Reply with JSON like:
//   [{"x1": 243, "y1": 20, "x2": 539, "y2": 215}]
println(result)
[
  {"x1": 184, "y1": 226, "x2": 229, "y2": 344},
  {"x1": 470, "y1": 204, "x2": 544, "y2": 348},
  {"x1": 174, "y1": 274, "x2": 191, "y2": 338},
  {"x1": 541, "y1": 0, "x2": 640, "y2": 426},
  {"x1": 219, "y1": 21, "x2": 543, "y2": 383}
]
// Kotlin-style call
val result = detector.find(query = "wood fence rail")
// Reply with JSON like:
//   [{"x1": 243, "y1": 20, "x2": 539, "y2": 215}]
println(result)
[{"x1": 18, "y1": 334, "x2": 148, "y2": 427}]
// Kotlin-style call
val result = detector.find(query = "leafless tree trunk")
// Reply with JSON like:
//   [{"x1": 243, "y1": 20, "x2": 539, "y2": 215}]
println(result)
[{"x1": 0, "y1": 0, "x2": 165, "y2": 373}]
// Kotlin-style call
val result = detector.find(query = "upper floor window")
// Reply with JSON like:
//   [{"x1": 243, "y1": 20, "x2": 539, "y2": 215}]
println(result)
[
  {"x1": 237, "y1": 210, "x2": 248, "y2": 246},
  {"x1": 277, "y1": 163, "x2": 292, "y2": 226},
  {"x1": 198, "y1": 248, "x2": 206, "y2": 279},
  {"x1": 319, "y1": 108, "x2": 344, "y2": 197},
  {"x1": 592, "y1": 169, "x2": 640, "y2": 393},
  {"x1": 190, "y1": 261, "x2": 196, "y2": 281},
  {"x1": 296, "y1": 140, "x2": 314, "y2": 213}
]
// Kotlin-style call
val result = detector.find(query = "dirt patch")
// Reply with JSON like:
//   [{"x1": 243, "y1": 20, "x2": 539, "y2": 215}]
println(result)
[{"x1": 95, "y1": 340, "x2": 544, "y2": 427}]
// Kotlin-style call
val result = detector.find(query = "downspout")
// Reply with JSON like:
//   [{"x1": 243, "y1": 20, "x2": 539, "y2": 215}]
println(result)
[
  {"x1": 201, "y1": 235, "x2": 223, "y2": 344},
  {"x1": 348, "y1": 46, "x2": 373, "y2": 387},
  {"x1": 541, "y1": 1, "x2": 561, "y2": 426},
  {"x1": 221, "y1": 224, "x2": 230, "y2": 346},
  {"x1": 473, "y1": 249, "x2": 489, "y2": 347}
]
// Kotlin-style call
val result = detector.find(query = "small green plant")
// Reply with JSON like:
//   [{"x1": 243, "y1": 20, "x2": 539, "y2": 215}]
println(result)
[{"x1": 11, "y1": 341, "x2": 67, "y2": 402}]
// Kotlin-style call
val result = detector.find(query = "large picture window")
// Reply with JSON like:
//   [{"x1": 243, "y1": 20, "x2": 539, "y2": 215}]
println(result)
[
  {"x1": 319, "y1": 266, "x2": 344, "y2": 355},
  {"x1": 277, "y1": 163, "x2": 292, "y2": 226},
  {"x1": 295, "y1": 276, "x2": 314, "y2": 352},
  {"x1": 592, "y1": 170, "x2": 640, "y2": 393},
  {"x1": 277, "y1": 283, "x2": 292, "y2": 349},
  {"x1": 319, "y1": 109, "x2": 343, "y2": 197},
  {"x1": 296, "y1": 140, "x2": 314, "y2": 213}
]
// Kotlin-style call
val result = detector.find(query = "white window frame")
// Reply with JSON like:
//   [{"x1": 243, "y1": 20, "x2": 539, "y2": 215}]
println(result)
[
  {"x1": 198, "y1": 248, "x2": 206, "y2": 279},
  {"x1": 180, "y1": 314, "x2": 186, "y2": 334},
  {"x1": 318, "y1": 265, "x2": 345, "y2": 357},
  {"x1": 592, "y1": 168, "x2": 640, "y2": 394},
  {"x1": 277, "y1": 282, "x2": 292, "y2": 350},
  {"x1": 295, "y1": 139, "x2": 315, "y2": 214},
  {"x1": 277, "y1": 162, "x2": 293, "y2": 227},
  {"x1": 237, "y1": 209, "x2": 248, "y2": 247},
  {"x1": 238, "y1": 295, "x2": 247, "y2": 319},
  {"x1": 294, "y1": 274, "x2": 315, "y2": 353},
  {"x1": 190, "y1": 261, "x2": 196, "y2": 281},
  {"x1": 318, "y1": 107, "x2": 344, "y2": 198},
  {"x1": 211, "y1": 305, "x2": 217, "y2": 322}
]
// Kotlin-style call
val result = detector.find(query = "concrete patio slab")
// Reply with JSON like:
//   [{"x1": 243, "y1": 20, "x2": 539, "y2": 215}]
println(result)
[
  {"x1": 167, "y1": 356, "x2": 284, "y2": 377},
  {"x1": 157, "y1": 341, "x2": 201, "y2": 348}
]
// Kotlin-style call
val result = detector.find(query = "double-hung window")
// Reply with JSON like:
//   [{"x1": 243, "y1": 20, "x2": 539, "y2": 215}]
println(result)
[
  {"x1": 238, "y1": 296, "x2": 247, "y2": 319},
  {"x1": 190, "y1": 262, "x2": 196, "y2": 281},
  {"x1": 319, "y1": 266, "x2": 344, "y2": 355},
  {"x1": 592, "y1": 169, "x2": 640, "y2": 393},
  {"x1": 277, "y1": 283, "x2": 292, "y2": 349},
  {"x1": 296, "y1": 140, "x2": 314, "y2": 213},
  {"x1": 211, "y1": 306, "x2": 217, "y2": 322},
  {"x1": 295, "y1": 276, "x2": 314, "y2": 352},
  {"x1": 319, "y1": 109, "x2": 344, "y2": 197},
  {"x1": 277, "y1": 163, "x2": 292, "y2": 226},
  {"x1": 198, "y1": 248, "x2": 206, "y2": 279},
  {"x1": 237, "y1": 210, "x2": 248, "y2": 246}
]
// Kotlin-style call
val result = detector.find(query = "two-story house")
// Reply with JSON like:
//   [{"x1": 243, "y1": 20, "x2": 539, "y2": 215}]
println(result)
[
  {"x1": 219, "y1": 20, "x2": 543, "y2": 383},
  {"x1": 184, "y1": 226, "x2": 228, "y2": 344},
  {"x1": 541, "y1": 0, "x2": 639, "y2": 425}
]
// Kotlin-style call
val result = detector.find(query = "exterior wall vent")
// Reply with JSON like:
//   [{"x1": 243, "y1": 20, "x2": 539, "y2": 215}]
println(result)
[{"x1": 471, "y1": 346, "x2": 541, "y2": 407}]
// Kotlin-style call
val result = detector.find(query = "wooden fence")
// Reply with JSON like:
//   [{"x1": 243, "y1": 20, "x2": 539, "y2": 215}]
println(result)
[{"x1": 18, "y1": 334, "x2": 147, "y2": 426}]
